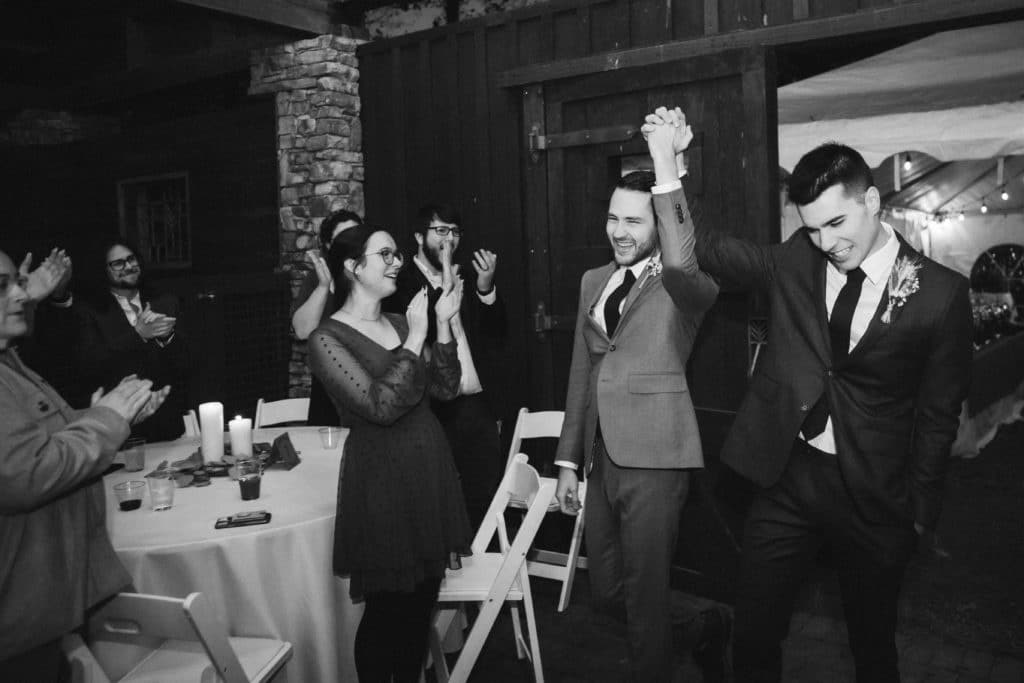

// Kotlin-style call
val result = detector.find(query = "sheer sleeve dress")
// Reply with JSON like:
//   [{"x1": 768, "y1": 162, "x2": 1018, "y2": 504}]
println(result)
[{"x1": 308, "y1": 313, "x2": 472, "y2": 599}]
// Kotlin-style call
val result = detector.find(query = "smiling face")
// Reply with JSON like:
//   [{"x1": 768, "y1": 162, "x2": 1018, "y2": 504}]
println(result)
[
  {"x1": 0, "y1": 251, "x2": 30, "y2": 348},
  {"x1": 105, "y1": 244, "x2": 142, "y2": 289},
  {"x1": 351, "y1": 230, "x2": 402, "y2": 299},
  {"x1": 798, "y1": 183, "x2": 887, "y2": 273},
  {"x1": 606, "y1": 188, "x2": 658, "y2": 267},
  {"x1": 417, "y1": 216, "x2": 462, "y2": 272}
]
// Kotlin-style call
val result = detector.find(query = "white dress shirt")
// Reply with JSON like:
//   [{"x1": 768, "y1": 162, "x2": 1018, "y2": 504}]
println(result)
[
  {"x1": 806, "y1": 222, "x2": 900, "y2": 454},
  {"x1": 592, "y1": 256, "x2": 653, "y2": 334}
]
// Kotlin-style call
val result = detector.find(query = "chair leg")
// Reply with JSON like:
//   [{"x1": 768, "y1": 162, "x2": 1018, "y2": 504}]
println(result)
[
  {"x1": 521, "y1": 570, "x2": 544, "y2": 683},
  {"x1": 558, "y1": 482, "x2": 588, "y2": 613},
  {"x1": 431, "y1": 606, "x2": 458, "y2": 683},
  {"x1": 448, "y1": 598, "x2": 506, "y2": 683},
  {"x1": 509, "y1": 603, "x2": 528, "y2": 659}
]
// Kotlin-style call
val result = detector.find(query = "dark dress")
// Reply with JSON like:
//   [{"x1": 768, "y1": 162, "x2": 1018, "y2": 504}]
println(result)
[{"x1": 308, "y1": 314, "x2": 472, "y2": 599}]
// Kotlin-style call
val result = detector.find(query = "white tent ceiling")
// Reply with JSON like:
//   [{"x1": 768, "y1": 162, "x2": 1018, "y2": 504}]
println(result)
[{"x1": 777, "y1": 20, "x2": 1024, "y2": 171}]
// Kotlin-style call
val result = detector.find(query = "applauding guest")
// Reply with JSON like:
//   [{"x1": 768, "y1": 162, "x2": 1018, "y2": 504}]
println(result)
[
  {"x1": 308, "y1": 224, "x2": 471, "y2": 683},
  {"x1": 75, "y1": 239, "x2": 189, "y2": 441},
  {"x1": 0, "y1": 248, "x2": 170, "y2": 682},
  {"x1": 291, "y1": 209, "x2": 363, "y2": 426}
]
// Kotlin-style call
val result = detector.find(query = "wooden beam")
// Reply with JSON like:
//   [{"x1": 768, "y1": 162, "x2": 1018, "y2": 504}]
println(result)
[
  {"x1": 172, "y1": 0, "x2": 333, "y2": 34},
  {"x1": 498, "y1": 0, "x2": 1024, "y2": 86}
]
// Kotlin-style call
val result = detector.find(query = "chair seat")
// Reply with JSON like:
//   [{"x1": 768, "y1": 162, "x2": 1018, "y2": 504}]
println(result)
[
  {"x1": 118, "y1": 637, "x2": 291, "y2": 683},
  {"x1": 439, "y1": 554, "x2": 526, "y2": 603}
]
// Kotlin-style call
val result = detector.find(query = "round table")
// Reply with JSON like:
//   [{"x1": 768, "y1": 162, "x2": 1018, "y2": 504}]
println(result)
[{"x1": 104, "y1": 427, "x2": 362, "y2": 682}]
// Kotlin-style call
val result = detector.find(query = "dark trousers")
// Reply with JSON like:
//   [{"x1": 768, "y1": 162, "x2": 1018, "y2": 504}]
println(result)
[
  {"x1": 0, "y1": 639, "x2": 69, "y2": 683},
  {"x1": 732, "y1": 440, "x2": 918, "y2": 683},
  {"x1": 354, "y1": 577, "x2": 442, "y2": 683},
  {"x1": 432, "y1": 392, "x2": 502, "y2": 531},
  {"x1": 585, "y1": 435, "x2": 691, "y2": 682}
]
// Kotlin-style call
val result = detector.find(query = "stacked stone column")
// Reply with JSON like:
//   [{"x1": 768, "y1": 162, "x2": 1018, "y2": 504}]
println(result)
[{"x1": 250, "y1": 32, "x2": 364, "y2": 397}]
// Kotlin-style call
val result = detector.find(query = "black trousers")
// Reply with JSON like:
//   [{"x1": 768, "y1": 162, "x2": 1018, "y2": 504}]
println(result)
[
  {"x1": 585, "y1": 434, "x2": 691, "y2": 682},
  {"x1": 354, "y1": 577, "x2": 442, "y2": 683},
  {"x1": 732, "y1": 440, "x2": 918, "y2": 683}
]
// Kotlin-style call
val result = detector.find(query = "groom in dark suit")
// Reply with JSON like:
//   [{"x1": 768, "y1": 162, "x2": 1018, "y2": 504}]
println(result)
[
  {"x1": 643, "y1": 108, "x2": 972, "y2": 682},
  {"x1": 553, "y1": 123, "x2": 719, "y2": 681}
]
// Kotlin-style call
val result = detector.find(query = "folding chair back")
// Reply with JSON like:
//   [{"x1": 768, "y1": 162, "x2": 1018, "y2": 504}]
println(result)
[
  {"x1": 74, "y1": 592, "x2": 291, "y2": 683},
  {"x1": 431, "y1": 454, "x2": 555, "y2": 683},
  {"x1": 254, "y1": 398, "x2": 309, "y2": 428},
  {"x1": 504, "y1": 407, "x2": 587, "y2": 612}
]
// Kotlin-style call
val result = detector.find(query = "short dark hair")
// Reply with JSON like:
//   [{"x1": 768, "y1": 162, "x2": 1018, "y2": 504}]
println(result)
[
  {"x1": 414, "y1": 203, "x2": 461, "y2": 237},
  {"x1": 787, "y1": 142, "x2": 874, "y2": 206},
  {"x1": 319, "y1": 209, "x2": 363, "y2": 250},
  {"x1": 326, "y1": 223, "x2": 389, "y2": 305},
  {"x1": 615, "y1": 170, "x2": 657, "y2": 195}
]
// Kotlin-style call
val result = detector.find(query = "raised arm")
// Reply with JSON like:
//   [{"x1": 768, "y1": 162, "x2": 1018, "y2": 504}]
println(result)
[
  {"x1": 292, "y1": 254, "x2": 333, "y2": 340},
  {"x1": 308, "y1": 329, "x2": 426, "y2": 426}
]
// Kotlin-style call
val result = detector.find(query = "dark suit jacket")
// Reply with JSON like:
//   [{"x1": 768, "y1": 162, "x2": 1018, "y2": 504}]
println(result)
[
  {"x1": 555, "y1": 190, "x2": 718, "y2": 470},
  {"x1": 383, "y1": 261, "x2": 507, "y2": 409},
  {"x1": 690, "y1": 187, "x2": 972, "y2": 528},
  {"x1": 75, "y1": 289, "x2": 190, "y2": 441}
]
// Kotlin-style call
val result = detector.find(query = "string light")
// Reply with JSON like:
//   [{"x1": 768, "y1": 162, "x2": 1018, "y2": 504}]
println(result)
[
  {"x1": 958, "y1": 212, "x2": 966, "y2": 221},
  {"x1": 1001, "y1": 189, "x2": 1010, "y2": 201},
  {"x1": 981, "y1": 202, "x2": 989, "y2": 214},
  {"x1": 902, "y1": 154, "x2": 912, "y2": 171}
]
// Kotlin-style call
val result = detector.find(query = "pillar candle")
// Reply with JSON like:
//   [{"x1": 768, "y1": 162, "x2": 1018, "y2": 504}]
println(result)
[
  {"x1": 228, "y1": 415, "x2": 253, "y2": 458},
  {"x1": 198, "y1": 402, "x2": 224, "y2": 461}
]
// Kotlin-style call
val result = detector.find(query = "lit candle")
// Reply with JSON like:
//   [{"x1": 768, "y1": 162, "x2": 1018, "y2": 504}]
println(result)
[
  {"x1": 228, "y1": 415, "x2": 253, "y2": 458},
  {"x1": 198, "y1": 402, "x2": 224, "y2": 461}
]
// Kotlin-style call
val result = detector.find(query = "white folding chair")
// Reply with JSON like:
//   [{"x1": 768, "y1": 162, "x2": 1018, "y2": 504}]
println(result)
[
  {"x1": 253, "y1": 398, "x2": 309, "y2": 428},
  {"x1": 506, "y1": 407, "x2": 588, "y2": 613},
  {"x1": 429, "y1": 453, "x2": 555, "y2": 683},
  {"x1": 62, "y1": 592, "x2": 292, "y2": 683},
  {"x1": 183, "y1": 410, "x2": 200, "y2": 437}
]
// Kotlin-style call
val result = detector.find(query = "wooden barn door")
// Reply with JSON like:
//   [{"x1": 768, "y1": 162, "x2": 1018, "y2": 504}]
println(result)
[{"x1": 519, "y1": 47, "x2": 778, "y2": 597}]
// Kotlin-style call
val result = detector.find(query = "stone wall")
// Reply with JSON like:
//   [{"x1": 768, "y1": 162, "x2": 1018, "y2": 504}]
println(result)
[{"x1": 250, "y1": 32, "x2": 365, "y2": 397}]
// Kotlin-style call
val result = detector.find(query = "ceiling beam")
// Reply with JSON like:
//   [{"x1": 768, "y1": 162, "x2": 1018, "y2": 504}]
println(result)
[
  {"x1": 498, "y1": 0, "x2": 1024, "y2": 87},
  {"x1": 172, "y1": 0, "x2": 335, "y2": 34},
  {"x1": 881, "y1": 161, "x2": 953, "y2": 205}
]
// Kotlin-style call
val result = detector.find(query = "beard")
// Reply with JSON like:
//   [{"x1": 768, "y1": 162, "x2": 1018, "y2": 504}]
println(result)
[
  {"x1": 109, "y1": 269, "x2": 142, "y2": 289},
  {"x1": 423, "y1": 245, "x2": 443, "y2": 272},
  {"x1": 613, "y1": 237, "x2": 657, "y2": 267}
]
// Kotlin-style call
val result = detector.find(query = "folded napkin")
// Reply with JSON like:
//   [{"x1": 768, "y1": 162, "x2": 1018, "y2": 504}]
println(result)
[{"x1": 265, "y1": 432, "x2": 301, "y2": 470}]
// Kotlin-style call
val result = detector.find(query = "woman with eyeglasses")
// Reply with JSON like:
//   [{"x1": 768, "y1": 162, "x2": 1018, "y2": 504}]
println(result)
[{"x1": 308, "y1": 224, "x2": 471, "y2": 682}]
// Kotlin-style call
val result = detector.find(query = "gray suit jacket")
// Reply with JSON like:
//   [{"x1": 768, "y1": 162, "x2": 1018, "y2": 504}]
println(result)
[{"x1": 556, "y1": 191, "x2": 718, "y2": 470}]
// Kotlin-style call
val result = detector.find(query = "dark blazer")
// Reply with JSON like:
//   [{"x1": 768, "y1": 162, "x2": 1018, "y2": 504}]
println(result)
[
  {"x1": 75, "y1": 289, "x2": 190, "y2": 441},
  {"x1": 555, "y1": 191, "x2": 719, "y2": 470},
  {"x1": 690, "y1": 187, "x2": 972, "y2": 528}
]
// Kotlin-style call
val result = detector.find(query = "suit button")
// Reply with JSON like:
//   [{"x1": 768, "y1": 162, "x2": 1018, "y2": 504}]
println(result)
[
  {"x1": 800, "y1": 404, "x2": 809, "y2": 412},
  {"x1": 608, "y1": 344, "x2": 616, "y2": 351}
]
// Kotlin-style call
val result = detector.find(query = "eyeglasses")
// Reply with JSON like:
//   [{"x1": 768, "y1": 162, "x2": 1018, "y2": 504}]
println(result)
[
  {"x1": 429, "y1": 224, "x2": 462, "y2": 238},
  {"x1": 366, "y1": 248, "x2": 404, "y2": 266},
  {"x1": 107, "y1": 255, "x2": 139, "y2": 271}
]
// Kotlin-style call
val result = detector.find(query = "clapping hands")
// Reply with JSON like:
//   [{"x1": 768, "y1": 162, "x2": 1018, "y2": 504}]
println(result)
[
  {"x1": 308, "y1": 250, "x2": 332, "y2": 290},
  {"x1": 472, "y1": 249, "x2": 498, "y2": 294},
  {"x1": 435, "y1": 277, "x2": 464, "y2": 323},
  {"x1": 20, "y1": 248, "x2": 72, "y2": 302},
  {"x1": 135, "y1": 303, "x2": 176, "y2": 341},
  {"x1": 90, "y1": 375, "x2": 171, "y2": 425}
]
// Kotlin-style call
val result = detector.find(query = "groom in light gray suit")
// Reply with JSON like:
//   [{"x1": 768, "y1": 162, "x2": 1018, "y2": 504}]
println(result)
[{"x1": 554, "y1": 124, "x2": 718, "y2": 681}]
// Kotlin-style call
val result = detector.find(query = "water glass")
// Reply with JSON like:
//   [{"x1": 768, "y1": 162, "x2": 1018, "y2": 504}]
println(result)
[
  {"x1": 319, "y1": 427, "x2": 342, "y2": 449},
  {"x1": 148, "y1": 471, "x2": 176, "y2": 511},
  {"x1": 113, "y1": 480, "x2": 146, "y2": 512},
  {"x1": 122, "y1": 437, "x2": 146, "y2": 472},
  {"x1": 237, "y1": 459, "x2": 262, "y2": 501}
]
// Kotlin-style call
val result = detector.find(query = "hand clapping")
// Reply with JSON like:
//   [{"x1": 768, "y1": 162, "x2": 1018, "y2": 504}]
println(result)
[
  {"x1": 90, "y1": 376, "x2": 162, "y2": 424},
  {"x1": 472, "y1": 249, "x2": 498, "y2": 294},
  {"x1": 308, "y1": 250, "x2": 332, "y2": 290},
  {"x1": 435, "y1": 277, "x2": 464, "y2": 323},
  {"x1": 135, "y1": 303, "x2": 176, "y2": 341},
  {"x1": 406, "y1": 287, "x2": 430, "y2": 342},
  {"x1": 20, "y1": 248, "x2": 72, "y2": 302}
]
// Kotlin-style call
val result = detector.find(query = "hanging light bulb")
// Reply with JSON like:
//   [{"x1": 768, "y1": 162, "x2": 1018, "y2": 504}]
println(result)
[
  {"x1": 1001, "y1": 189, "x2": 1010, "y2": 201},
  {"x1": 902, "y1": 154, "x2": 912, "y2": 171},
  {"x1": 958, "y1": 211, "x2": 966, "y2": 221},
  {"x1": 981, "y1": 202, "x2": 989, "y2": 214}
]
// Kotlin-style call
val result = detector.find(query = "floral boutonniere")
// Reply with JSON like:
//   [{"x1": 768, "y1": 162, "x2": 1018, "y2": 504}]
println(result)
[
  {"x1": 881, "y1": 256, "x2": 922, "y2": 323},
  {"x1": 639, "y1": 254, "x2": 663, "y2": 289}
]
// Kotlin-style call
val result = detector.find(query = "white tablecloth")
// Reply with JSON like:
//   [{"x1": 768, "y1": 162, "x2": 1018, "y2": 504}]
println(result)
[{"x1": 104, "y1": 427, "x2": 362, "y2": 682}]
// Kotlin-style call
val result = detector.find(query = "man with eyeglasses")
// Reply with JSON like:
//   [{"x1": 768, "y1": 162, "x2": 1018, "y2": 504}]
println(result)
[
  {"x1": 74, "y1": 239, "x2": 189, "y2": 441},
  {"x1": 384, "y1": 203, "x2": 507, "y2": 530}
]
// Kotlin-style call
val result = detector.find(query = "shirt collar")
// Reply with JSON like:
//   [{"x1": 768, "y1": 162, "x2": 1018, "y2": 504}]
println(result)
[
  {"x1": 412, "y1": 255, "x2": 443, "y2": 289},
  {"x1": 113, "y1": 291, "x2": 142, "y2": 307},
  {"x1": 620, "y1": 253, "x2": 656, "y2": 279},
  {"x1": 859, "y1": 222, "x2": 899, "y2": 286}
]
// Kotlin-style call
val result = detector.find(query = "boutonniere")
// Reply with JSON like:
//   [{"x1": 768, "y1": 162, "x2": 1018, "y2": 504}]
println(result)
[
  {"x1": 639, "y1": 254, "x2": 663, "y2": 289},
  {"x1": 881, "y1": 256, "x2": 922, "y2": 323}
]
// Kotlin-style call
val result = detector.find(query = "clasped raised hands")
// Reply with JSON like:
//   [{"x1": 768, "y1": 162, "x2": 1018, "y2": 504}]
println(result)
[{"x1": 640, "y1": 106, "x2": 694, "y2": 155}]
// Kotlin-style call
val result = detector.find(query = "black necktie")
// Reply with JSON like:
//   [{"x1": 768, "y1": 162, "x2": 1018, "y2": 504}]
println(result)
[
  {"x1": 603, "y1": 269, "x2": 636, "y2": 336},
  {"x1": 802, "y1": 267, "x2": 866, "y2": 440}
]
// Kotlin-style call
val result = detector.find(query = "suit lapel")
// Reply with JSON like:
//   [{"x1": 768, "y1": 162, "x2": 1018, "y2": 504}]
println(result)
[
  {"x1": 813, "y1": 254, "x2": 832, "y2": 356},
  {"x1": 615, "y1": 268, "x2": 659, "y2": 335},
  {"x1": 846, "y1": 238, "x2": 916, "y2": 362},
  {"x1": 585, "y1": 263, "x2": 618, "y2": 337}
]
